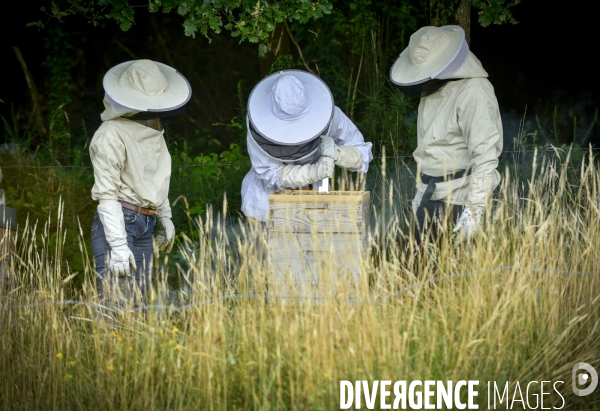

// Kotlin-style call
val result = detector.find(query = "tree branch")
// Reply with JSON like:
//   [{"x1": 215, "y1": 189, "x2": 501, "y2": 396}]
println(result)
[
  {"x1": 283, "y1": 20, "x2": 316, "y2": 76},
  {"x1": 13, "y1": 47, "x2": 47, "y2": 138},
  {"x1": 114, "y1": 40, "x2": 138, "y2": 60}
]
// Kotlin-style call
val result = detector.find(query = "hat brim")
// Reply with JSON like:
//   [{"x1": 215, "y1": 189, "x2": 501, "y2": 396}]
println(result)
[
  {"x1": 390, "y1": 26, "x2": 465, "y2": 86},
  {"x1": 248, "y1": 70, "x2": 334, "y2": 146},
  {"x1": 103, "y1": 61, "x2": 192, "y2": 112}
]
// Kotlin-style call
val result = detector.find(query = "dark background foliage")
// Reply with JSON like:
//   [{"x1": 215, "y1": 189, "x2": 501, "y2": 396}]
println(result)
[{"x1": 2, "y1": 0, "x2": 599, "y2": 154}]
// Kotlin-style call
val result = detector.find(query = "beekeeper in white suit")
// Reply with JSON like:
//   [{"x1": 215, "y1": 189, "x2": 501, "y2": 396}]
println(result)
[
  {"x1": 90, "y1": 59, "x2": 191, "y2": 302},
  {"x1": 241, "y1": 69, "x2": 373, "y2": 221},
  {"x1": 389, "y1": 26, "x2": 502, "y2": 243}
]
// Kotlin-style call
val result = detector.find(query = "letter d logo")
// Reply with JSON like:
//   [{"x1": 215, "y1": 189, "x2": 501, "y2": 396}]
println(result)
[{"x1": 572, "y1": 362, "x2": 598, "y2": 396}]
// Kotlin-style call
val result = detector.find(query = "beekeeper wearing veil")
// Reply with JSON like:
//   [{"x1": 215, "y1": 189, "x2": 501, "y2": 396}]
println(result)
[
  {"x1": 89, "y1": 59, "x2": 191, "y2": 303},
  {"x1": 241, "y1": 69, "x2": 373, "y2": 222},
  {"x1": 390, "y1": 26, "x2": 503, "y2": 243}
]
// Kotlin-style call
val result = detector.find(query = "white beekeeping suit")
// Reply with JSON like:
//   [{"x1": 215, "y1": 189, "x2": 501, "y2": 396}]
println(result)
[
  {"x1": 241, "y1": 70, "x2": 373, "y2": 222},
  {"x1": 90, "y1": 59, "x2": 190, "y2": 287},
  {"x1": 390, "y1": 25, "x2": 502, "y2": 241}
]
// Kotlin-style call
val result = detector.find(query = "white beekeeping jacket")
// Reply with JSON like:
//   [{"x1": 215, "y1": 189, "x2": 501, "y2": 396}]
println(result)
[
  {"x1": 89, "y1": 97, "x2": 173, "y2": 218},
  {"x1": 413, "y1": 52, "x2": 503, "y2": 207},
  {"x1": 242, "y1": 106, "x2": 373, "y2": 221}
]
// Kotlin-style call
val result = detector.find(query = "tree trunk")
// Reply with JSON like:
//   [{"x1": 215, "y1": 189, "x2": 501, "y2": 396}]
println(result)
[
  {"x1": 451, "y1": 0, "x2": 471, "y2": 45},
  {"x1": 13, "y1": 47, "x2": 47, "y2": 138},
  {"x1": 258, "y1": 21, "x2": 292, "y2": 78},
  {"x1": 428, "y1": 0, "x2": 471, "y2": 46}
]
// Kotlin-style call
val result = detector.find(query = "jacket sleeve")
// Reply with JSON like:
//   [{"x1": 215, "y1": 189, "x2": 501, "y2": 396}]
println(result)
[
  {"x1": 247, "y1": 130, "x2": 285, "y2": 191},
  {"x1": 327, "y1": 107, "x2": 373, "y2": 173},
  {"x1": 90, "y1": 124, "x2": 127, "y2": 202},
  {"x1": 457, "y1": 80, "x2": 503, "y2": 206},
  {"x1": 155, "y1": 198, "x2": 173, "y2": 219}
]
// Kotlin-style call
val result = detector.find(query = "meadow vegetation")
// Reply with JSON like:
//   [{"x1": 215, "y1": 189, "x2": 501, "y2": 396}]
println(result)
[{"x1": 1, "y1": 146, "x2": 599, "y2": 410}]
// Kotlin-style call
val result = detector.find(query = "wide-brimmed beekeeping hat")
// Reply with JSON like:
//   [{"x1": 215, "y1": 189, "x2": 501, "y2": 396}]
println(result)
[
  {"x1": 247, "y1": 70, "x2": 334, "y2": 147},
  {"x1": 103, "y1": 60, "x2": 191, "y2": 113},
  {"x1": 390, "y1": 25, "x2": 469, "y2": 87}
]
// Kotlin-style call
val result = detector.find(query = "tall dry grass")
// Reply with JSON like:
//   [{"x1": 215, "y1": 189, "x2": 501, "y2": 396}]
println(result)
[{"x1": 1, "y1": 150, "x2": 599, "y2": 410}]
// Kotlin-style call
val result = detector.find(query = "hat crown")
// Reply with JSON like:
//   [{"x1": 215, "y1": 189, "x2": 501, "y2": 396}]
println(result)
[
  {"x1": 268, "y1": 74, "x2": 310, "y2": 121},
  {"x1": 117, "y1": 60, "x2": 168, "y2": 97},
  {"x1": 408, "y1": 26, "x2": 452, "y2": 67}
]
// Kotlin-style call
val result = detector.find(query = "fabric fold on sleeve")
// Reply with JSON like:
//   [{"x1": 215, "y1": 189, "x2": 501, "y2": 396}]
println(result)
[
  {"x1": 247, "y1": 134, "x2": 285, "y2": 191},
  {"x1": 457, "y1": 90, "x2": 503, "y2": 206},
  {"x1": 90, "y1": 125, "x2": 127, "y2": 202}
]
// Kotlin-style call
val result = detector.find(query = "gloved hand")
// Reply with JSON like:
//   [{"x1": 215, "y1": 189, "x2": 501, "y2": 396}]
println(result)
[
  {"x1": 337, "y1": 146, "x2": 363, "y2": 170},
  {"x1": 453, "y1": 205, "x2": 484, "y2": 241},
  {"x1": 320, "y1": 136, "x2": 363, "y2": 171},
  {"x1": 320, "y1": 135, "x2": 340, "y2": 162},
  {"x1": 109, "y1": 244, "x2": 137, "y2": 277},
  {"x1": 155, "y1": 217, "x2": 175, "y2": 253},
  {"x1": 279, "y1": 156, "x2": 334, "y2": 189},
  {"x1": 97, "y1": 201, "x2": 136, "y2": 277}
]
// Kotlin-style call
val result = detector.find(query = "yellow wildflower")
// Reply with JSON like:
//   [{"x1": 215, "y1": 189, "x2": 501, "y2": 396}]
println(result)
[
  {"x1": 106, "y1": 366, "x2": 115, "y2": 372},
  {"x1": 67, "y1": 361, "x2": 76, "y2": 367},
  {"x1": 55, "y1": 353, "x2": 63, "y2": 360},
  {"x1": 171, "y1": 327, "x2": 179, "y2": 334},
  {"x1": 64, "y1": 374, "x2": 73, "y2": 380}
]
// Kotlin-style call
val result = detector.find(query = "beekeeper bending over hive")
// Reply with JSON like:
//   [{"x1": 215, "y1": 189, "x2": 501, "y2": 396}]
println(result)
[
  {"x1": 389, "y1": 26, "x2": 502, "y2": 243},
  {"x1": 90, "y1": 59, "x2": 191, "y2": 302},
  {"x1": 241, "y1": 70, "x2": 373, "y2": 221}
]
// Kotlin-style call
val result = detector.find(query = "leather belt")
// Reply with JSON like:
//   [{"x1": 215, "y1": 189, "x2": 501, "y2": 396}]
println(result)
[
  {"x1": 420, "y1": 169, "x2": 470, "y2": 205},
  {"x1": 119, "y1": 201, "x2": 155, "y2": 217}
]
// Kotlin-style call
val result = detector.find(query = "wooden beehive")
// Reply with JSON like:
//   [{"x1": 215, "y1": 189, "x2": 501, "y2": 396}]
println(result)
[{"x1": 267, "y1": 190, "x2": 370, "y2": 298}]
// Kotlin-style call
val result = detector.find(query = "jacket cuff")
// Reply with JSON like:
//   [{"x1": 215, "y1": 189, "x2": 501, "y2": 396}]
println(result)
[
  {"x1": 155, "y1": 201, "x2": 172, "y2": 219},
  {"x1": 467, "y1": 171, "x2": 501, "y2": 206}
]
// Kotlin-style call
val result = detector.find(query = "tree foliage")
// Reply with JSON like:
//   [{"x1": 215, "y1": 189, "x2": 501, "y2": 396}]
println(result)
[
  {"x1": 471, "y1": 0, "x2": 520, "y2": 26},
  {"x1": 429, "y1": 0, "x2": 519, "y2": 28},
  {"x1": 32, "y1": 0, "x2": 333, "y2": 43},
  {"x1": 33, "y1": 0, "x2": 520, "y2": 43}
]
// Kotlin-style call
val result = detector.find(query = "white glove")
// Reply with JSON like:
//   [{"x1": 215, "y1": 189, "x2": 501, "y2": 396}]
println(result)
[
  {"x1": 453, "y1": 205, "x2": 484, "y2": 241},
  {"x1": 279, "y1": 156, "x2": 334, "y2": 189},
  {"x1": 109, "y1": 244, "x2": 137, "y2": 277},
  {"x1": 97, "y1": 201, "x2": 137, "y2": 277},
  {"x1": 336, "y1": 146, "x2": 363, "y2": 170},
  {"x1": 155, "y1": 217, "x2": 175, "y2": 252},
  {"x1": 320, "y1": 136, "x2": 363, "y2": 171},
  {"x1": 320, "y1": 135, "x2": 340, "y2": 162}
]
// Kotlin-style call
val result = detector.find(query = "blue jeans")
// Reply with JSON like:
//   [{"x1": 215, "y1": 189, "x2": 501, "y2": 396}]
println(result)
[{"x1": 91, "y1": 208, "x2": 156, "y2": 303}]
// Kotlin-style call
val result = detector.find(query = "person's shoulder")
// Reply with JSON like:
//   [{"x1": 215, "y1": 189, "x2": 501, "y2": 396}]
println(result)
[
  {"x1": 331, "y1": 105, "x2": 353, "y2": 123},
  {"x1": 90, "y1": 120, "x2": 126, "y2": 147},
  {"x1": 456, "y1": 78, "x2": 497, "y2": 102},
  {"x1": 330, "y1": 105, "x2": 342, "y2": 119},
  {"x1": 458, "y1": 77, "x2": 495, "y2": 94}
]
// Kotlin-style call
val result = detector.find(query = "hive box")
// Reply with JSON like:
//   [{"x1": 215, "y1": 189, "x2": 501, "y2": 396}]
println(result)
[{"x1": 266, "y1": 190, "x2": 370, "y2": 298}]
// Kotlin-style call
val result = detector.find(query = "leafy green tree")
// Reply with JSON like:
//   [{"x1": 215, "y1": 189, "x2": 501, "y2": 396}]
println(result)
[
  {"x1": 429, "y1": 0, "x2": 520, "y2": 44},
  {"x1": 32, "y1": 0, "x2": 333, "y2": 43},
  {"x1": 33, "y1": 1, "x2": 520, "y2": 75},
  {"x1": 32, "y1": 1, "x2": 334, "y2": 76}
]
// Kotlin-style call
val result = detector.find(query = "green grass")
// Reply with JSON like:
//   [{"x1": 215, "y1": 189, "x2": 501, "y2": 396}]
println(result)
[{"x1": 1, "y1": 150, "x2": 599, "y2": 410}]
